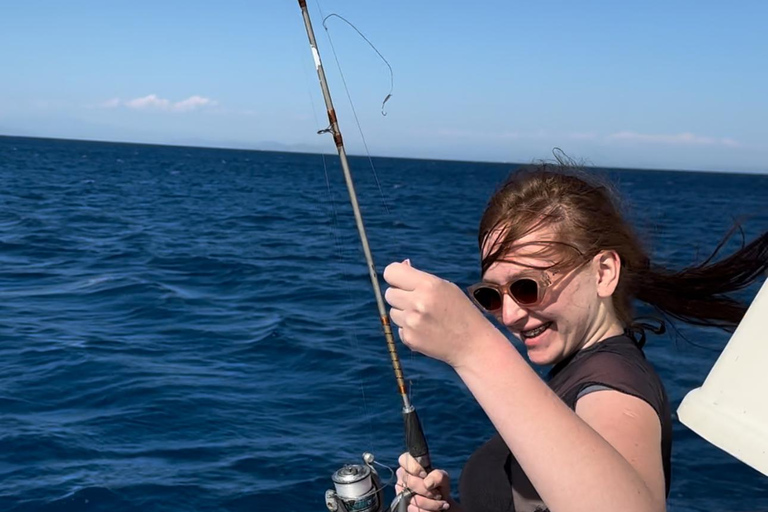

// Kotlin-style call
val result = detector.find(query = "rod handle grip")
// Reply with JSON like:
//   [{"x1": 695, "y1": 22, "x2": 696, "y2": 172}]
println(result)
[{"x1": 403, "y1": 407, "x2": 433, "y2": 474}]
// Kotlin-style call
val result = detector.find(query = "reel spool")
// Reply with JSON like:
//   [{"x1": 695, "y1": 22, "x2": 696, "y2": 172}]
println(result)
[{"x1": 325, "y1": 453, "x2": 384, "y2": 512}]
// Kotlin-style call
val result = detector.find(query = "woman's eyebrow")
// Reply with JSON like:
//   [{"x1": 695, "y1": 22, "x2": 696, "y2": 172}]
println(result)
[
  {"x1": 481, "y1": 270, "x2": 514, "y2": 285},
  {"x1": 485, "y1": 269, "x2": 531, "y2": 284},
  {"x1": 499, "y1": 258, "x2": 556, "y2": 270}
]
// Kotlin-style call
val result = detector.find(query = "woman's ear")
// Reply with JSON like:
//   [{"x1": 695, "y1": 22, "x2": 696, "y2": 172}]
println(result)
[{"x1": 595, "y1": 250, "x2": 621, "y2": 298}]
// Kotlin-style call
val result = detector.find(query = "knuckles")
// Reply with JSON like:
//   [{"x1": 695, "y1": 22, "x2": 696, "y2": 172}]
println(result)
[
  {"x1": 398, "y1": 452, "x2": 423, "y2": 475},
  {"x1": 405, "y1": 310, "x2": 424, "y2": 329}
]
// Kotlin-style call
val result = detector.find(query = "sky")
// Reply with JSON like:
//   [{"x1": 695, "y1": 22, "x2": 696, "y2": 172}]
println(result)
[{"x1": 1, "y1": 0, "x2": 767, "y2": 173}]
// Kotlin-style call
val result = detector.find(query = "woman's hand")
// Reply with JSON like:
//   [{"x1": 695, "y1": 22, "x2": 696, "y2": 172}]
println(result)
[
  {"x1": 395, "y1": 452, "x2": 456, "y2": 511},
  {"x1": 383, "y1": 260, "x2": 499, "y2": 369}
]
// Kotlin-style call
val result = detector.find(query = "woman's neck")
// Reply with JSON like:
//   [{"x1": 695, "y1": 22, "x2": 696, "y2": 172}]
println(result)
[{"x1": 581, "y1": 302, "x2": 625, "y2": 351}]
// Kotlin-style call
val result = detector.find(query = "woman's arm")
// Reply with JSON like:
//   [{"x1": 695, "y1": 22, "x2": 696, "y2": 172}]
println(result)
[
  {"x1": 457, "y1": 333, "x2": 666, "y2": 512},
  {"x1": 383, "y1": 262, "x2": 666, "y2": 512}
]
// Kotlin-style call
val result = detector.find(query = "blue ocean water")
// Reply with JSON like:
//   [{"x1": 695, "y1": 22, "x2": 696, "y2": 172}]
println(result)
[{"x1": 1, "y1": 135, "x2": 767, "y2": 512}]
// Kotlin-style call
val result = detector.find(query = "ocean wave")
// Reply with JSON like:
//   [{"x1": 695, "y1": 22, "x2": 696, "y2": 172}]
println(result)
[{"x1": 2, "y1": 137, "x2": 767, "y2": 511}]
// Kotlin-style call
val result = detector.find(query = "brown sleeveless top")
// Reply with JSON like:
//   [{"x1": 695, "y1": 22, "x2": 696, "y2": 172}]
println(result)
[{"x1": 458, "y1": 334, "x2": 672, "y2": 512}]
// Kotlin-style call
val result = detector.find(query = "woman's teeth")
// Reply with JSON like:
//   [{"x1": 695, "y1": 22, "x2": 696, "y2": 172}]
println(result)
[{"x1": 522, "y1": 322, "x2": 552, "y2": 339}]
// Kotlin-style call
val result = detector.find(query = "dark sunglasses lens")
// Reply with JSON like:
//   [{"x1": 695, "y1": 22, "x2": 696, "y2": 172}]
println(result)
[
  {"x1": 510, "y1": 278, "x2": 539, "y2": 305},
  {"x1": 473, "y1": 287, "x2": 503, "y2": 311}
]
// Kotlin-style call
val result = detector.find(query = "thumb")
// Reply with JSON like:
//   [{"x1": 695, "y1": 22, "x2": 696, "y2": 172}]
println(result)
[{"x1": 424, "y1": 469, "x2": 451, "y2": 495}]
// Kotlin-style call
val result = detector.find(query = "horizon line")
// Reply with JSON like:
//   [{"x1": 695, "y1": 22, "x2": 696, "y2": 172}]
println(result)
[{"x1": 1, "y1": 132, "x2": 765, "y2": 177}]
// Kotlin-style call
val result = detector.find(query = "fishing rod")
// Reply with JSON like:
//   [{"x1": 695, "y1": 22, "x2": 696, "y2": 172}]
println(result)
[{"x1": 297, "y1": 2, "x2": 431, "y2": 511}]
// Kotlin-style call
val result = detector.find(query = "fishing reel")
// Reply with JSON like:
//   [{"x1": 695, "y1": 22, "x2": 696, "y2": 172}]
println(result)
[{"x1": 325, "y1": 453, "x2": 412, "y2": 512}]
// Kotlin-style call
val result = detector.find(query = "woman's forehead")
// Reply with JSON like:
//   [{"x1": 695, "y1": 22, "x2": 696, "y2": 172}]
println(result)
[
  {"x1": 482, "y1": 226, "x2": 562, "y2": 258},
  {"x1": 481, "y1": 227, "x2": 570, "y2": 282},
  {"x1": 485, "y1": 251, "x2": 557, "y2": 275}
]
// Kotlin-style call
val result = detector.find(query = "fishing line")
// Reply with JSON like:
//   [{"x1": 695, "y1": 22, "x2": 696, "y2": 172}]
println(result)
[
  {"x1": 317, "y1": 4, "x2": 426, "y2": 429},
  {"x1": 371, "y1": 458, "x2": 397, "y2": 485},
  {"x1": 316, "y1": 5, "x2": 393, "y2": 217},
  {"x1": 321, "y1": 171, "x2": 379, "y2": 458},
  {"x1": 303, "y1": 0, "x2": 432, "y2": 477},
  {"x1": 300, "y1": 1, "x2": 382, "y2": 457},
  {"x1": 322, "y1": 14, "x2": 394, "y2": 117}
]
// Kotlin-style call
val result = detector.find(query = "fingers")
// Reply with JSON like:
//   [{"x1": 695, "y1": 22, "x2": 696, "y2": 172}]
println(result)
[
  {"x1": 384, "y1": 259, "x2": 439, "y2": 324},
  {"x1": 408, "y1": 494, "x2": 450, "y2": 511},
  {"x1": 383, "y1": 265, "x2": 413, "y2": 335},
  {"x1": 395, "y1": 479, "x2": 448, "y2": 511},
  {"x1": 397, "y1": 465, "x2": 438, "y2": 498},
  {"x1": 385, "y1": 296, "x2": 410, "y2": 347},
  {"x1": 385, "y1": 286, "x2": 410, "y2": 311},
  {"x1": 383, "y1": 259, "x2": 429, "y2": 291},
  {"x1": 397, "y1": 453, "x2": 451, "y2": 506},
  {"x1": 398, "y1": 452, "x2": 426, "y2": 477},
  {"x1": 424, "y1": 469, "x2": 451, "y2": 497},
  {"x1": 383, "y1": 261, "x2": 415, "y2": 290}
]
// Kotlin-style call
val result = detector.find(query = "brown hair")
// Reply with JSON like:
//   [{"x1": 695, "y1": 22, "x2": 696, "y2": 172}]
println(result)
[{"x1": 478, "y1": 162, "x2": 768, "y2": 332}]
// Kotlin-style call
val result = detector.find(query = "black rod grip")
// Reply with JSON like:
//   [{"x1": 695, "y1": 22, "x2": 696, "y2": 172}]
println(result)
[{"x1": 403, "y1": 407, "x2": 433, "y2": 474}]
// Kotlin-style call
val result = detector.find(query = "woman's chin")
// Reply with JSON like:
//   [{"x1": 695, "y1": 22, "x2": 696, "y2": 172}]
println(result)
[{"x1": 526, "y1": 346, "x2": 555, "y2": 366}]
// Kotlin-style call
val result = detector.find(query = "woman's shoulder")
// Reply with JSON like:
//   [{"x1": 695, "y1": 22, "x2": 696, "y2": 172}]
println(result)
[{"x1": 548, "y1": 334, "x2": 668, "y2": 415}]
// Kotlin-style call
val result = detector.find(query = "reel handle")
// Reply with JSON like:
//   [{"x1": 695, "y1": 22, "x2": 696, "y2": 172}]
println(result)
[{"x1": 389, "y1": 488, "x2": 413, "y2": 512}]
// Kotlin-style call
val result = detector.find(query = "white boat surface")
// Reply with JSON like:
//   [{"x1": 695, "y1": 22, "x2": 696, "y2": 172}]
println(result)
[{"x1": 678, "y1": 278, "x2": 768, "y2": 477}]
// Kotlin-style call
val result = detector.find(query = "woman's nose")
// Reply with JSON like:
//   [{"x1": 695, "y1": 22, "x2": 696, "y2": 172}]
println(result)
[{"x1": 501, "y1": 293, "x2": 528, "y2": 326}]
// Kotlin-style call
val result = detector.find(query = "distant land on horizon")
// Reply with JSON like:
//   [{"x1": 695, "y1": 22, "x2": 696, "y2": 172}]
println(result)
[{"x1": 1, "y1": 133, "x2": 766, "y2": 177}]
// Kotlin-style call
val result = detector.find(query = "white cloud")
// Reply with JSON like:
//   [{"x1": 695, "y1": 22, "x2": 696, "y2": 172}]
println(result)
[
  {"x1": 607, "y1": 131, "x2": 742, "y2": 148},
  {"x1": 172, "y1": 95, "x2": 216, "y2": 112},
  {"x1": 125, "y1": 94, "x2": 171, "y2": 110},
  {"x1": 95, "y1": 94, "x2": 217, "y2": 112}
]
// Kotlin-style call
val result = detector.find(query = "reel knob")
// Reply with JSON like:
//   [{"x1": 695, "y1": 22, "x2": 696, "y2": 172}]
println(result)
[{"x1": 325, "y1": 489, "x2": 338, "y2": 511}]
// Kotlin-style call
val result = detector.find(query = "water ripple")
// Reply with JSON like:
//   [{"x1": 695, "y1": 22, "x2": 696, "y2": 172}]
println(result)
[{"x1": 1, "y1": 137, "x2": 767, "y2": 511}]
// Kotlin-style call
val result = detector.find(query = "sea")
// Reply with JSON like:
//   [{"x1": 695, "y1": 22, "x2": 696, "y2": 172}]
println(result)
[{"x1": 1, "y1": 135, "x2": 767, "y2": 512}]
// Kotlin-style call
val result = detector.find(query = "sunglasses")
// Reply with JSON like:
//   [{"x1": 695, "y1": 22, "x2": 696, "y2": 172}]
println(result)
[{"x1": 467, "y1": 271, "x2": 552, "y2": 312}]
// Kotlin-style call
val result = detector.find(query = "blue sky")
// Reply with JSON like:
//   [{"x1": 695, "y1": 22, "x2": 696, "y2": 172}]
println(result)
[{"x1": 1, "y1": 0, "x2": 767, "y2": 172}]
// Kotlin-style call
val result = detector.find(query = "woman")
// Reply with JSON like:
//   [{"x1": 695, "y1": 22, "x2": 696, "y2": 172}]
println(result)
[{"x1": 383, "y1": 163, "x2": 768, "y2": 512}]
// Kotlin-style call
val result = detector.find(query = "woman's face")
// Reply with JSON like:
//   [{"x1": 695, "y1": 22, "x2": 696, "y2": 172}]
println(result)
[{"x1": 480, "y1": 229, "x2": 622, "y2": 366}]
